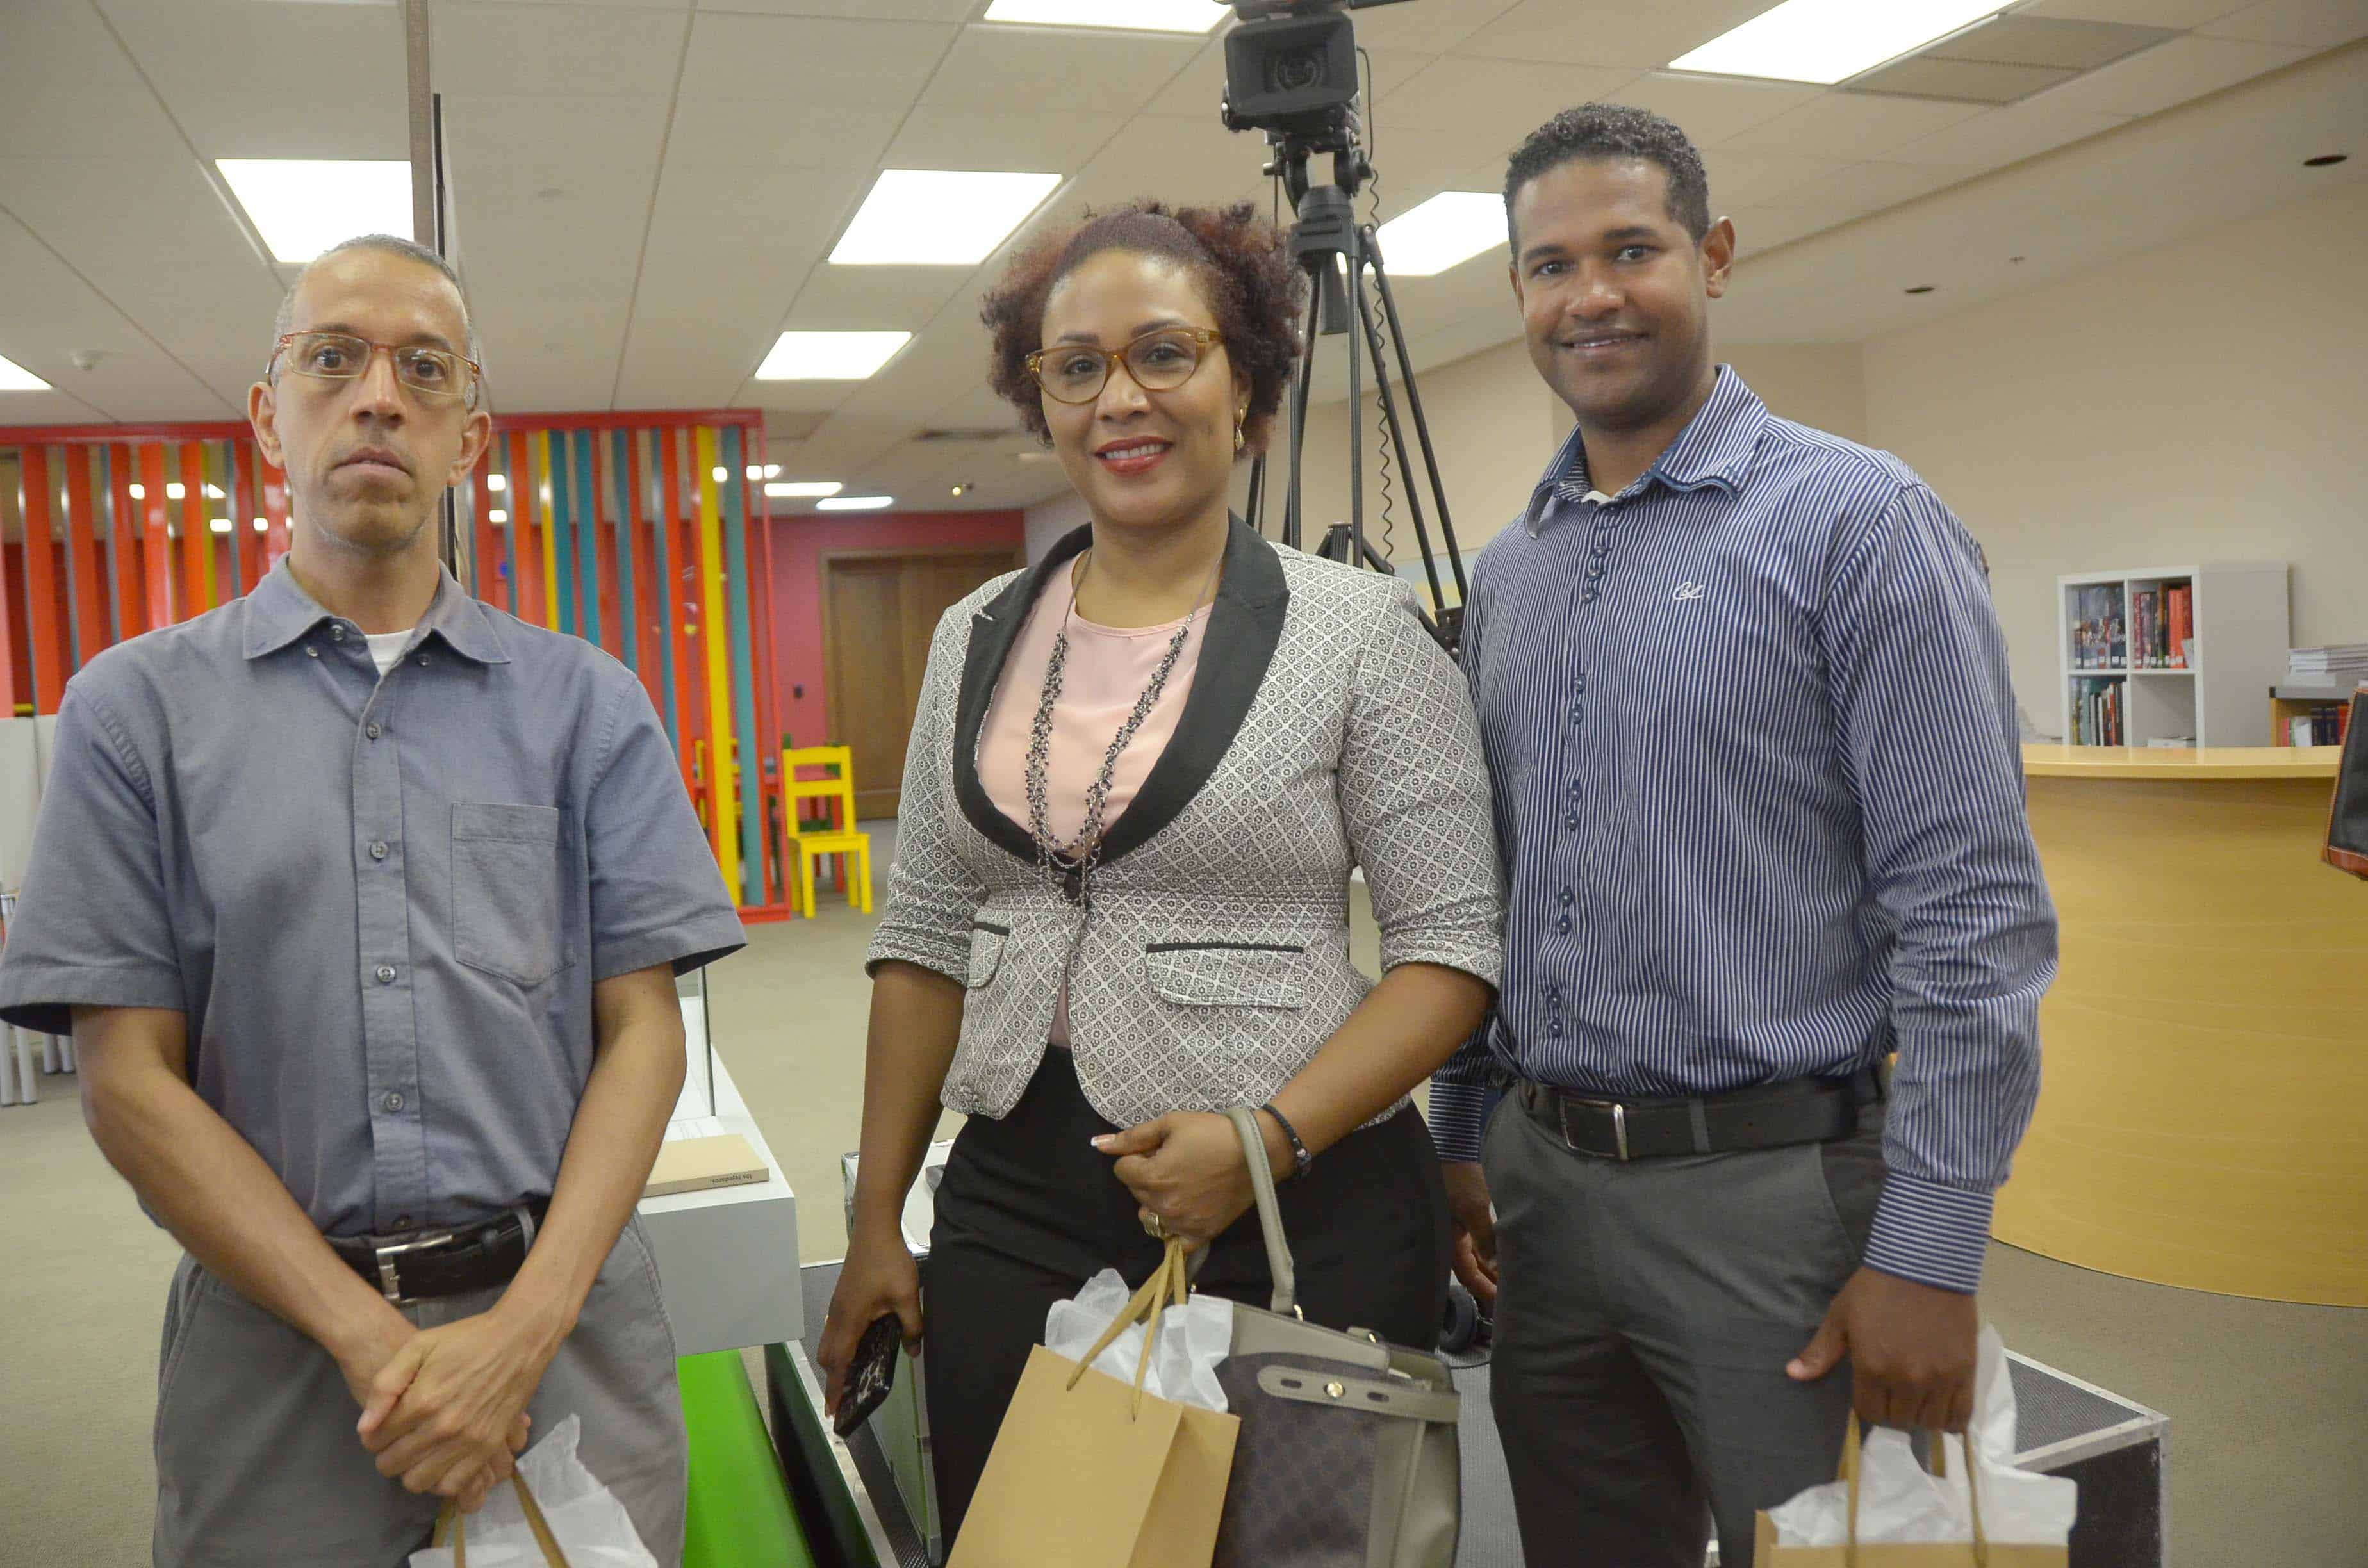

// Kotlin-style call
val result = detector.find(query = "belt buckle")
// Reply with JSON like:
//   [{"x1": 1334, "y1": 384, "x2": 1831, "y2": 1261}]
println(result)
[
  {"x1": 371, "y1": 1229, "x2": 456, "y2": 1305},
  {"x1": 1557, "y1": 1095, "x2": 1631, "y2": 1161}
]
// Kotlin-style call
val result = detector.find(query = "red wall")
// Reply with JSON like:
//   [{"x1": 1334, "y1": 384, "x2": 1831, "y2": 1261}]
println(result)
[{"x1": 766, "y1": 509, "x2": 1027, "y2": 751}]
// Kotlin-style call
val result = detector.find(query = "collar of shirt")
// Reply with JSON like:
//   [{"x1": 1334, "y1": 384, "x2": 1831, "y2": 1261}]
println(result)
[
  {"x1": 242, "y1": 555, "x2": 512, "y2": 666},
  {"x1": 1520, "y1": 364, "x2": 1768, "y2": 537}
]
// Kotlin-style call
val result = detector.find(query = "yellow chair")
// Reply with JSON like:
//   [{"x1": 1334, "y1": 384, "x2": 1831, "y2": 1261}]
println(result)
[{"x1": 782, "y1": 744, "x2": 873, "y2": 919}]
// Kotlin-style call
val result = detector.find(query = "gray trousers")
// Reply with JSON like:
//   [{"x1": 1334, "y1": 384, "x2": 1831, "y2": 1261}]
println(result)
[
  {"x1": 1483, "y1": 1086, "x2": 1887, "y2": 1568},
  {"x1": 151, "y1": 1216, "x2": 685, "y2": 1568}
]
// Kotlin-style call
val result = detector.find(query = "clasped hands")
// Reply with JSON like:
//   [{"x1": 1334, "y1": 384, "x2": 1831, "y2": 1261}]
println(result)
[
  {"x1": 338, "y1": 1296, "x2": 570, "y2": 1515},
  {"x1": 1094, "y1": 1108, "x2": 1290, "y2": 1250}
]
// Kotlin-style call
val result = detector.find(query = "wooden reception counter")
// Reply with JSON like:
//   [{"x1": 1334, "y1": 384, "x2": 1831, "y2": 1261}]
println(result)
[{"x1": 2000, "y1": 745, "x2": 2367, "y2": 1305}]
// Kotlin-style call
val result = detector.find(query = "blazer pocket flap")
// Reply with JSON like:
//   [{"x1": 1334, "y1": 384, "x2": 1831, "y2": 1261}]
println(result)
[
  {"x1": 967, "y1": 924, "x2": 1010, "y2": 990},
  {"x1": 1144, "y1": 944, "x2": 1304, "y2": 1009},
  {"x1": 452, "y1": 801, "x2": 563, "y2": 844}
]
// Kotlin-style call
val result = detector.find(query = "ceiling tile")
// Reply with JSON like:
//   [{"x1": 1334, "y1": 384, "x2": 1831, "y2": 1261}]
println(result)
[
  {"x1": 783, "y1": 268, "x2": 974, "y2": 332},
  {"x1": 2199, "y1": 0, "x2": 2368, "y2": 48},
  {"x1": 1322, "y1": 0, "x2": 1524, "y2": 55},
  {"x1": 97, "y1": 0, "x2": 407, "y2": 161},
  {"x1": 2020, "y1": 0, "x2": 2244, "y2": 24},
  {"x1": 0, "y1": 214, "x2": 234, "y2": 421},
  {"x1": 433, "y1": 3, "x2": 689, "y2": 98},
  {"x1": 885, "y1": 108, "x2": 1130, "y2": 176},
  {"x1": 1884, "y1": 100, "x2": 2135, "y2": 168},
  {"x1": 921, "y1": 25, "x2": 1201, "y2": 114},
  {"x1": 1146, "y1": 37, "x2": 1430, "y2": 120},
  {"x1": 712, "y1": 0, "x2": 974, "y2": 17},
  {"x1": 1723, "y1": 205, "x2": 1832, "y2": 259},
  {"x1": 1731, "y1": 95, "x2": 1990, "y2": 159},
  {"x1": 0, "y1": 1, "x2": 185, "y2": 159},
  {"x1": 1456, "y1": 1, "x2": 1782, "y2": 70},
  {"x1": 1379, "y1": 58, "x2": 1640, "y2": 147},
  {"x1": 682, "y1": 12, "x2": 955, "y2": 106},
  {"x1": 2025, "y1": 33, "x2": 2310, "y2": 117},
  {"x1": 1701, "y1": 149, "x2": 1851, "y2": 208},
  {"x1": 1056, "y1": 113, "x2": 1270, "y2": 214},
  {"x1": 664, "y1": 100, "x2": 901, "y2": 172},
  {"x1": 1773, "y1": 161, "x2": 1966, "y2": 236},
  {"x1": 1611, "y1": 74, "x2": 1825, "y2": 147}
]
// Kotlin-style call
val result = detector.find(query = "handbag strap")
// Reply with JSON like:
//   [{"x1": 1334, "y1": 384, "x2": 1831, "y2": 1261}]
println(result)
[
  {"x1": 1836, "y1": 1416, "x2": 1991, "y2": 1568},
  {"x1": 1222, "y1": 1105, "x2": 1297, "y2": 1317},
  {"x1": 431, "y1": 1472, "x2": 571, "y2": 1568}
]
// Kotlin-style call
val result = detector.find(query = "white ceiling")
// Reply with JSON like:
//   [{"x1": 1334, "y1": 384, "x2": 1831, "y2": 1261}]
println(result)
[{"x1": 1, "y1": 0, "x2": 2364, "y2": 515}]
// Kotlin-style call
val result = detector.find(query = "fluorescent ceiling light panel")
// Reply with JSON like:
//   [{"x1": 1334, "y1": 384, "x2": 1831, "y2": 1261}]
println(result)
[
  {"x1": 745, "y1": 464, "x2": 782, "y2": 480},
  {"x1": 216, "y1": 159, "x2": 413, "y2": 262},
  {"x1": 209, "y1": 518, "x2": 232, "y2": 534},
  {"x1": 252, "y1": 518, "x2": 268, "y2": 532},
  {"x1": 487, "y1": 473, "x2": 507, "y2": 491},
  {"x1": 981, "y1": 0, "x2": 1228, "y2": 32},
  {"x1": 1374, "y1": 192, "x2": 1509, "y2": 277},
  {"x1": 0, "y1": 354, "x2": 51, "y2": 390},
  {"x1": 816, "y1": 496, "x2": 894, "y2": 512},
  {"x1": 488, "y1": 509, "x2": 508, "y2": 523},
  {"x1": 766, "y1": 480, "x2": 843, "y2": 498},
  {"x1": 167, "y1": 482, "x2": 188, "y2": 500},
  {"x1": 755, "y1": 331, "x2": 912, "y2": 380},
  {"x1": 1670, "y1": 1, "x2": 2005, "y2": 85},
  {"x1": 831, "y1": 170, "x2": 1062, "y2": 266}
]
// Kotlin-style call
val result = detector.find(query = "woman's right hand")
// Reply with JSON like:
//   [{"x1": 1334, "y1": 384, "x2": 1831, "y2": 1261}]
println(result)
[{"x1": 817, "y1": 1214, "x2": 925, "y2": 1417}]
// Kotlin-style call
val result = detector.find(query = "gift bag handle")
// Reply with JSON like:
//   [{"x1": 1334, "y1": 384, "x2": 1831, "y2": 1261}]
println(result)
[
  {"x1": 1838, "y1": 1415, "x2": 1991, "y2": 1567},
  {"x1": 1064, "y1": 1236, "x2": 1192, "y2": 1418},
  {"x1": 1224, "y1": 1105, "x2": 1297, "y2": 1317},
  {"x1": 431, "y1": 1472, "x2": 571, "y2": 1568}
]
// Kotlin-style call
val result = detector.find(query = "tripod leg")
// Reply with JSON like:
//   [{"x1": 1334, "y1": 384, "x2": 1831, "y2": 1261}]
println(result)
[
  {"x1": 1370, "y1": 253, "x2": 1469, "y2": 605},
  {"x1": 1345, "y1": 222, "x2": 1364, "y2": 571},
  {"x1": 1285, "y1": 284, "x2": 1321, "y2": 552},
  {"x1": 1354, "y1": 261, "x2": 1447, "y2": 612}
]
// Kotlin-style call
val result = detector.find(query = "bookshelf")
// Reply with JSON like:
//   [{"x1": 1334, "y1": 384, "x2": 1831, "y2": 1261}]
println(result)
[{"x1": 2056, "y1": 562, "x2": 2289, "y2": 747}]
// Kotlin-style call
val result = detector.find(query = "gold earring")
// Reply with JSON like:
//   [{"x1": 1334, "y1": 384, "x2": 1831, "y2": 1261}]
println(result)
[{"x1": 1234, "y1": 410, "x2": 1247, "y2": 453}]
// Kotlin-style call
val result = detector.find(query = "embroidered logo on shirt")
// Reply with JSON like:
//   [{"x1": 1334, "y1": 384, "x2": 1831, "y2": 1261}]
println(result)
[{"x1": 1673, "y1": 582, "x2": 1707, "y2": 601}]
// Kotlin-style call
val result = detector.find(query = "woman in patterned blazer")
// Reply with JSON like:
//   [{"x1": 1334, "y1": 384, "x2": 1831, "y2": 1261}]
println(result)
[{"x1": 817, "y1": 200, "x2": 1504, "y2": 1542}]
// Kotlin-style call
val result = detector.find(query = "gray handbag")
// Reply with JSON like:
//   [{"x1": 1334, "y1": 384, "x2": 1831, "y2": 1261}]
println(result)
[{"x1": 1210, "y1": 1106, "x2": 1462, "y2": 1568}]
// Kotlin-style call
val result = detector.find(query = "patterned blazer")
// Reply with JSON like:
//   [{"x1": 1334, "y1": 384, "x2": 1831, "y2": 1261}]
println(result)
[{"x1": 865, "y1": 517, "x2": 1504, "y2": 1131}]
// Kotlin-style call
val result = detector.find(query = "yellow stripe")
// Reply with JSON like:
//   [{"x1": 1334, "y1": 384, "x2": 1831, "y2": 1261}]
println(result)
[
  {"x1": 695, "y1": 428, "x2": 739, "y2": 904},
  {"x1": 536, "y1": 432, "x2": 562, "y2": 631}
]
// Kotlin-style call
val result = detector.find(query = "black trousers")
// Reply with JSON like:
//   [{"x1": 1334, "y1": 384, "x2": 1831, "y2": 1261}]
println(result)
[{"x1": 920, "y1": 1051, "x2": 1452, "y2": 1546}]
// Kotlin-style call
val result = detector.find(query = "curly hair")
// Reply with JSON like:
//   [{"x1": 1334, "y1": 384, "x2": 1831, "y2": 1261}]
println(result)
[
  {"x1": 1504, "y1": 103, "x2": 1711, "y2": 248},
  {"x1": 981, "y1": 200, "x2": 1306, "y2": 451}
]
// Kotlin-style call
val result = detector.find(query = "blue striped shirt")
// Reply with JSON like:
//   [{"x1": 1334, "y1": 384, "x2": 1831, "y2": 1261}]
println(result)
[{"x1": 1428, "y1": 368, "x2": 2055, "y2": 1294}]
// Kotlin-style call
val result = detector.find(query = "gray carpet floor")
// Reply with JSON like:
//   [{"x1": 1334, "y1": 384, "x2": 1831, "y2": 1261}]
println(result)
[{"x1": 3, "y1": 826, "x2": 2361, "y2": 1565}]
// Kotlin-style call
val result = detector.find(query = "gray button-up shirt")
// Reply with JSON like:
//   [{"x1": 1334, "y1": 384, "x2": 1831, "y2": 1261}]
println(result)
[{"x1": 0, "y1": 558, "x2": 745, "y2": 1237}]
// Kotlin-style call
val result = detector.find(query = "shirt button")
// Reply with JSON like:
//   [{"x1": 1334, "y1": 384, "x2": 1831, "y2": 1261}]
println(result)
[
  {"x1": 1556, "y1": 915, "x2": 1573, "y2": 935},
  {"x1": 1574, "y1": 676, "x2": 1586, "y2": 694},
  {"x1": 417, "y1": 654, "x2": 431, "y2": 666},
  {"x1": 1565, "y1": 811, "x2": 1579, "y2": 830},
  {"x1": 1568, "y1": 780, "x2": 1583, "y2": 799},
  {"x1": 331, "y1": 625, "x2": 347, "y2": 641},
  {"x1": 392, "y1": 1216, "x2": 411, "y2": 1232},
  {"x1": 375, "y1": 965, "x2": 397, "y2": 984},
  {"x1": 370, "y1": 841, "x2": 389, "y2": 861},
  {"x1": 1548, "y1": 1018, "x2": 1565, "y2": 1039},
  {"x1": 1559, "y1": 888, "x2": 1574, "y2": 906},
  {"x1": 1570, "y1": 705, "x2": 1585, "y2": 725},
  {"x1": 365, "y1": 722, "x2": 382, "y2": 740},
  {"x1": 1582, "y1": 590, "x2": 1599, "y2": 605},
  {"x1": 1586, "y1": 565, "x2": 1605, "y2": 582},
  {"x1": 305, "y1": 647, "x2": 319, "y2": 659},
  {"x1": 382, "y1": 1091, "x2": 405, "y2": 1113}
]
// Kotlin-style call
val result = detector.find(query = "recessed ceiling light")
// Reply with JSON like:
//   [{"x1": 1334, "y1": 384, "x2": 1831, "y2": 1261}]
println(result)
[
  {"x1": 744, "y1": 463, "x2": 782, "y2": 480},
  {"x1": 487, "y1": 472, "x2": 507, "y2": 492},
  {"x1": 252, "y1": 517, "x2": 268, "y2": 532},
  {"x1": 831, "y1": 170, "x2": 1062, "y2": 266},
  {"x1": 755, "y1": 331, "x2": 912, "y2": 380},
  {"x1": 208, "y1": 518, "x2": 232, "y2": 535},
  {"x1": 816, "y1": 496, "x2": 895, "y2": 512},
  {"x1": 215, "y1": 159, "x2": 413, "y2": 263},
  {"x1": 128, "y1": 482, "x2": 147, "y2": 499},
  {"x1": 980, "y1": 0, "x2": 1228, "y2": 31},
  {"x1": 204, "y1": 483, "x2": 225, "y2": 499},
  {"x1": 489, "y1": 509, "x2": 508, "y2": 524},
  {"x1": 1373, "y1": 192, "x2": 1508, "y2": 277},
  {"x1": 766, "y1": 480, "x2": 844, "y2": 498},
  {"x1": 0, "y1": 353, "x2": 52, "y2": 391},
  {"x1": 167, "y1": 482, "x2": 188, "y2": 500},
  {"x1": 711, "y1": 466, "x2": 728, "y2": 482},
  {"x1": 2304, "y1": 154, "x2": 2348, "y2": 167},
  {"x1": 1670, "y1": 1, "x2": 2005, "y2": 86}
]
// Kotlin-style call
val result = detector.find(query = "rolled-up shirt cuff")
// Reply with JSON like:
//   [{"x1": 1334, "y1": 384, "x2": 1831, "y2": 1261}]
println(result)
[
  {"x1": 1862, "y1": 1173, "x2": 1996, "y2": 1294},
  {"x1": 1427, "y1": 1077, "x2": 1491, "y2": 1163},
  {"x1": 863, "y1": 927, "x2": 970, "y2": 986}
]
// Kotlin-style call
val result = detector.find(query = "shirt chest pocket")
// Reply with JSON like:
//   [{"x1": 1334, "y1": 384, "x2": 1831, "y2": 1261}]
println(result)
[
  {"x1": 452, "y1": 803, "x2": 573, "y2": 988},
  {"x1": 1142, "y1": 943, "x2": 1305, "y2": 1009}
]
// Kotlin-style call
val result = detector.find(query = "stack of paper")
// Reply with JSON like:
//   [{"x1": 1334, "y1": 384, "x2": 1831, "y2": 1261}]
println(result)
[{"x1": 2289, "y1": 645, "x2": 2368, "y2": 683}]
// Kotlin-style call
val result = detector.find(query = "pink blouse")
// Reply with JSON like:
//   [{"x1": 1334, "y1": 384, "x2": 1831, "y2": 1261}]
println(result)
[{"x1": 978, "y1": 561, "x2": 1210, "y2": 1048}]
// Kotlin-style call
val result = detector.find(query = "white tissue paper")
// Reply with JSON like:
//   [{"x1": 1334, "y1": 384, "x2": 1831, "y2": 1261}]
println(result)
[
  {"x1": 407, "y1": 1413, "x2": 658, "y2": 1567},
  {"x1": 1766, "y1": 1326, "x2": 2077, "y2": 1548},
  {"x1": 1044, "y1": 1267, "x2": 1237, "y2": 1414}
]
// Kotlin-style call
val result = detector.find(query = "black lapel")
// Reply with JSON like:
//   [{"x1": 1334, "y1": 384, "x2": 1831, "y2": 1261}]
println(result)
[
  {"x1": 949, "y1": 515, "x2": 1291, "y2": 870},
  {"x1": 951, "y1": 523, "x2": 1090, "y2": 861}
]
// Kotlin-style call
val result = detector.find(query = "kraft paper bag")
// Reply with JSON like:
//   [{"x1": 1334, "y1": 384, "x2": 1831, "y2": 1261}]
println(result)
[
  {"x1": 951, "y1": 1241, "x2": 1239, "y2": 1568},
  {"x1": 1753, "y1": 1417, "x2": 2069, "y2": 1568}
]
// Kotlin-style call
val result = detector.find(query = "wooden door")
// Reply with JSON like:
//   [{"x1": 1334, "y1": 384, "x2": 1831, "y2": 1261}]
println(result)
[{"x1": 823, "y1": 548, "x2": 1021, "y2": 819}]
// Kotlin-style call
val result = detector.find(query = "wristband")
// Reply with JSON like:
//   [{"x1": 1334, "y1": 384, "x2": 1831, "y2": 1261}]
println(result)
[{"x1": 1260, "y1": 1101, "x2": 1312, "y2": 1179}]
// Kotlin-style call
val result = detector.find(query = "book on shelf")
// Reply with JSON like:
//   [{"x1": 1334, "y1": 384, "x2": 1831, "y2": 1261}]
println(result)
[
  {"x1": 2071, "y1": 676, "x2": 2125, "y2": 746},
  {"x1": 2289, "y1": 704, "x2": 2353, "y2": 747},
  {"x1": 2070, "y1": 584, "x2": 2126, "y2": 670}
]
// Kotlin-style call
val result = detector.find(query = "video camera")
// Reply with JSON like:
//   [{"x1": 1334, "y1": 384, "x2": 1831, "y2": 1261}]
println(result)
[{"x1": 1221, "y1": 0, "x2": 1410, "y2": 143}]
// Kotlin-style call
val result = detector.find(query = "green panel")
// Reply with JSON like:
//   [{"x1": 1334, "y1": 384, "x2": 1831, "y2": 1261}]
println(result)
[
  {"x1": 551, "y1": 429, "x2": 579, "y2": 637},
  {"x1": 678, "y1": 1350, "x2": 816, "y2": 1568},
  {"x1": 720, "y1": 427, "x2": 766, "y2": 904}
]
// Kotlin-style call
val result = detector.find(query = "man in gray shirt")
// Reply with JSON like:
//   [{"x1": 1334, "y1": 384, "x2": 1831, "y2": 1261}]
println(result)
[{"x1": 0, "y1": 234, "x2": 744, "y2": 1566}]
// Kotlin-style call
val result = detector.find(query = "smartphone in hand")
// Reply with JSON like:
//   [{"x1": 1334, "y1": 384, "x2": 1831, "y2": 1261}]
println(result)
[{"x1": 833, "y1": 1314, "x2": 902, "y2": 1439}]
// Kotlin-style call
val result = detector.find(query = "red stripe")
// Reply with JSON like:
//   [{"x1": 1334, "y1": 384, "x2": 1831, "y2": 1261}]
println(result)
[
  {"x1": 63, "y1": 446, "x2": 109, "y2": 657},
  {"x1": 178, "y1": 445, "x2": 209, "y2": 618},
  {"x1": 20, "y1": 446, "x2": 66, "y2": 713},
  {"x1": 109, "y1": 443, "x2": 145, "y2": 641},
  {"x1": 139, "y1": 446, "x2": 174, "y2": 628}
]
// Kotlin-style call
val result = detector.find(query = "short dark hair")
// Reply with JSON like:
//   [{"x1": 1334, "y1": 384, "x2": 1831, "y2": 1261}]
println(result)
[
  {"x1": 1504, "y1": 103, "x2": 1712, "y2": 248},
  {"x1": 982, "y1": 200, "x2": 1305, "y2": 450}
]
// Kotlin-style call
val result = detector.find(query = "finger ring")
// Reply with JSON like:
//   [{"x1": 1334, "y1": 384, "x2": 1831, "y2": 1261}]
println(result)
[{"x1": 1141, "y1": 1211, "x2": 1169, "y2": 1241}]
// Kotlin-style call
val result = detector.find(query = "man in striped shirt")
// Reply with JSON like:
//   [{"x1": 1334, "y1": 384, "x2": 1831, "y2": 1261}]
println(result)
[{"x1": 1429, "y1": 105, "x2": 2057, "y2": 1567}]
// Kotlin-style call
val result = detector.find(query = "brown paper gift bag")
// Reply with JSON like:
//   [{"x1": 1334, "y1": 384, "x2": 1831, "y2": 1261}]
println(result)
[
  {"x1": 432, "y1": 1474, "x2": 571, "y2": 1567},
  {"x1": 1753, "y1": 1417, "x2": 2068, "y2": 1568},
  {"x1": 951, "y1": 1241, "x2": 1240, "y2": 1568}
]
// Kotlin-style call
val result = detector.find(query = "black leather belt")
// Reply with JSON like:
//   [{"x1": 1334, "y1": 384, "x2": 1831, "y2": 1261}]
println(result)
[
  {"x1": 1518, "y1": 1069, "x2": 1882, "y2": 1161},
  {"x1": 327, "y1": 1200, "x2": 550, "y2": 1304}
]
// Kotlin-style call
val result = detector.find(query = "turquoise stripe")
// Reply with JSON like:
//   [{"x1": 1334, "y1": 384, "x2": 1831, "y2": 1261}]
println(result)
[
  {"x1": 575, "y1": 429, "x2": 602, "y2": 648},
  {"x1": 650, "y1": 432, "x2": 680, "y2": 747},
  {"x1": 550, "y1": 430, "x2": 579, "y2": 637},
  {"x1": 721, "y1": 428, "x2": 766, "y2": 904},
  {"x1": 611, "y1": 430, "x2": 637, "y2": 673}
]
